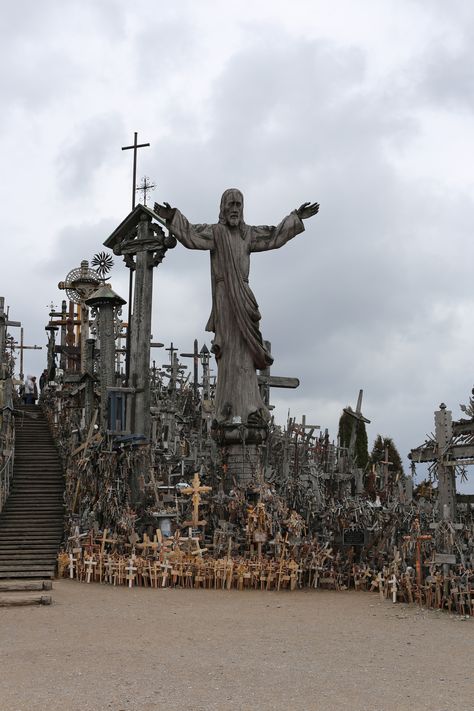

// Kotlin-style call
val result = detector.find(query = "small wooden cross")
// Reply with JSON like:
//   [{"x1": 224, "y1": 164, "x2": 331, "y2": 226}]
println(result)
[
  {"x1": 126, "y1": 558, "x2": 137, "y2": 588},
  {"x1": 160, "y1": 560, "x2": 173, "y2": 587},
  {"x1": 388, "y1": 573, "x2": 398, "y2": 603},
  {"x1": 68, "y1": 553, "x2": 77, "y2": 579},
  {"x1": 84, "y1": 556, "x2": 97, "y2": 584},
  {"x1": 105, "y1": 556, "x2": 116, "y2": 584}
]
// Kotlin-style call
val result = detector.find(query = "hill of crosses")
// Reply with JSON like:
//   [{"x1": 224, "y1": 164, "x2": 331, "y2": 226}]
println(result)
[{"x1": 0, "y1": 187, "x2": 473, "y2": 613}]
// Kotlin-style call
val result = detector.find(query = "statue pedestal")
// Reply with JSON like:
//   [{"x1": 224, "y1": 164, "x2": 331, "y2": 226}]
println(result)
[{"x1": 213, "y1": 422, "x2": 267, "y2": 489}]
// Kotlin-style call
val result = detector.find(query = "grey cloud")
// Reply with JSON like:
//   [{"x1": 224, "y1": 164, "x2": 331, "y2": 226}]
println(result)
[
  {"x1": 40, "y1": 218, "x2": 117, "y2": 278},
  {"x1": 0, "y1": 1, "x2": 126, "y2": 116},
  {"x1": 415, "y1": 45, "x2": 474, "y2": 110},
  {"x1": 56, "y1": 114, "x2": 125, "y2": 195}
]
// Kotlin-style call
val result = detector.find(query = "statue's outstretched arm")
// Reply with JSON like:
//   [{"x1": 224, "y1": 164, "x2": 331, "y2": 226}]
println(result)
[
  {"x1": 154, "y1": 202, "x2": 213, "y2": 251},
  {"x1": 154, "y1": 201, "x2": 176, "y2": 222},
  {"x1": 296, "y1": 202, "x2": 319, "y2": 220}
]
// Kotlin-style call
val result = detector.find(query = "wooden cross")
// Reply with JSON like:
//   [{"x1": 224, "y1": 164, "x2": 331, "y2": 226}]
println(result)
[
  {"x1": 97, "y1": 528, "x2": 116, "y2": 556},
  {"x1": 403, "y1": 518, "x2": 432, "y2": 590},
  {"x1": 180, "y1": 339, "x2": 200, "y2": 401},
  {"x1": 105, "y1": 556, "x2": 116, "y2": 584},
  {"x1": 290, "y1": 414, "x2": 321, "y2": 442},
  {"x1": 343, "y1": 389, "x2": 371, "y2": 459},
  {"x1": 258, "y1": 341, "x2": 299, "y2": 408},
  {"x1": 380, "y1": 445, "x2": 393, "y2": 490},
  {"x1": 163, "y1": 352, "x2": 187, "y2": 387},
  {"x1": 68, "y1": 553, "x2": 77, "y2": 579},
  {"x1": 388, "y1": 573, "x2": 398, "y2": 603},
  {"x1": 126, "y1": 558, "x2": 137, "y2": 588},
  {"x1": 160, "y1": 560, "x2": 173, "y2": 587},
  {"x1": 181, "y1": 472, "x2": 212, "y2": 527},
  {"x1": 121, "y1": 132, "x2": 150, "y2": 210},
  {"x1": 84, "y1": 556, "x2": 97, "y2": 584}
]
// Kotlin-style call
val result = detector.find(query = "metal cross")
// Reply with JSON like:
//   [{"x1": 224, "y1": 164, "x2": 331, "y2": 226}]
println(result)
[
  {"x1": 136, "y1": 175, "x2": 156, "y2": 206},
  {"x1": 121, "y1": 132, "x2": 150, "y2": 210}
]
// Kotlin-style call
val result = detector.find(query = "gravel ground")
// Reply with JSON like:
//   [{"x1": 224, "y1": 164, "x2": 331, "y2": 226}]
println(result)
[{"x1": 0, "y1": 580, "x2": 471, "y2": 711}]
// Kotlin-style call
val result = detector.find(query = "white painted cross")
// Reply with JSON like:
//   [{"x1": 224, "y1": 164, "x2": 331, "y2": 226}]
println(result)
[
  {"x1": 84, "y1": 556, "x2": 97, "y2": 584},
  {"x1": 126, "y1": 558, "x2": 137, "y2": 588},
  {"x1": 68, "y1": 553, "x2": 77, "y2": 579},
  {"x1": 388, "y1": 573, "x2": 398, "y2": 603}
]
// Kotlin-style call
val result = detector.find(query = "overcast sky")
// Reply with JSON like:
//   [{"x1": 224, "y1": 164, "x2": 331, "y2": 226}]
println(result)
[{"x1": 2, "y1": 0, "x2": 474, "y2": 487}]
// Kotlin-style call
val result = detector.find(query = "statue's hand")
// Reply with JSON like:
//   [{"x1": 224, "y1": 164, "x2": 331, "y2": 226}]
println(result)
[
  {"x1": 296, "y1": 202, "x2": 319, "y2": 220},
  {"x1": 153, "y1": 201, "x2": 174, "y2": 221}
]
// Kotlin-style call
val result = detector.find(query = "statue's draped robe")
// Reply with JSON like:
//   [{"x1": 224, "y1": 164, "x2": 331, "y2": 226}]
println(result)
[{"x1": 168, "y1": 210, "x2": 305, "y2": 424}]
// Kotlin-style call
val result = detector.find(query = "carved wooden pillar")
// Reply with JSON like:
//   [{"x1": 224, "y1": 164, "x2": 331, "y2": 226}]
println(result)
[
  {"x1": 86, "y1": 284, "x2": 125, "y2": 431},
  {"x1": 104, "y1": 205, "x2": 176, "y2": 440}
]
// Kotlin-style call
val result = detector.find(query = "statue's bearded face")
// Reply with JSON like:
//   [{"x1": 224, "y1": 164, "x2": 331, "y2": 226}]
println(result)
[{"x1": 223, "y1": 192, "x2": 243, "y2": 227}]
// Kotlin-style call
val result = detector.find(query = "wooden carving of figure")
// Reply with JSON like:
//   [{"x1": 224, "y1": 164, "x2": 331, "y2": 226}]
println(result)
[{"x1": 154, "y1": 190, "x2": 319, "y2": 425}]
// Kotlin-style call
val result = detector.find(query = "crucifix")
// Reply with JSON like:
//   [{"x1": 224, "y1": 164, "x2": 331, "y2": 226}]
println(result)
[
  {"x1": 181, "y1": 471, "x2": 212, "y2": 528},
  {"x1": 136, "y1": 175, "x2": 156, "y2": 207}
]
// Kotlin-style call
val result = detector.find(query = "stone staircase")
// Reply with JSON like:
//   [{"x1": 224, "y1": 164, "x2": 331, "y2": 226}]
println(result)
[{"x1": 0, "y1": 404, "x2": 64, "y2": 603}]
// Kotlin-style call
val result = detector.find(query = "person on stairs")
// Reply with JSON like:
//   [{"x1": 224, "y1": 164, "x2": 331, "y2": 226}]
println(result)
[{"x1": 24, "y1": 374, "x2": 36, "y2": 404}]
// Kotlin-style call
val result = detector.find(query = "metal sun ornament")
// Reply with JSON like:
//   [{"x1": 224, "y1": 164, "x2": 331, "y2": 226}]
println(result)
[
  {"x1": 91, "y1": 252, "x2": 114, "y2": 279},
  {"x1": 63, "y1": 263, "x2": 101, "y2": 304}
]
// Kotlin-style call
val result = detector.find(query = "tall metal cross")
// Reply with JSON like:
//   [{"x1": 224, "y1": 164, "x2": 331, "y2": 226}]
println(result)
[
  {"x1": 121, "y1": 131, "x2": 150, "y2": 386},
  {"x1": 136, "y1": 176, "x2": 156, "y2": 207},
  {"x1": 121, "y1": 132, "x2": 150, "y2": 210}
]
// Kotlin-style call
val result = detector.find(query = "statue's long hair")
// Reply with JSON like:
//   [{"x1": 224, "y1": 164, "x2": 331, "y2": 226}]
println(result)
[{"x1": 218, "y1": 189, "x2": 247, "y2": 239}]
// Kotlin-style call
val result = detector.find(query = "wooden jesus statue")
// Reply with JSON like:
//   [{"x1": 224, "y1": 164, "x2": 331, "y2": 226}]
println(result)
[{"x1": 154, "y1": 190, "x2": 319, "y2": 426}]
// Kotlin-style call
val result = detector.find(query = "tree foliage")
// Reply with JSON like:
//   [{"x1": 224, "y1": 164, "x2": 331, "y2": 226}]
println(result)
[{"x1": 369, "y1": 434, "x2": 404, "y2": 475}]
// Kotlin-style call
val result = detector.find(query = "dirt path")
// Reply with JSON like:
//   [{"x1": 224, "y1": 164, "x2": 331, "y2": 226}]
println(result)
[{"x1": 0, "y1": 580, "x2": 471, "y2": 711}]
